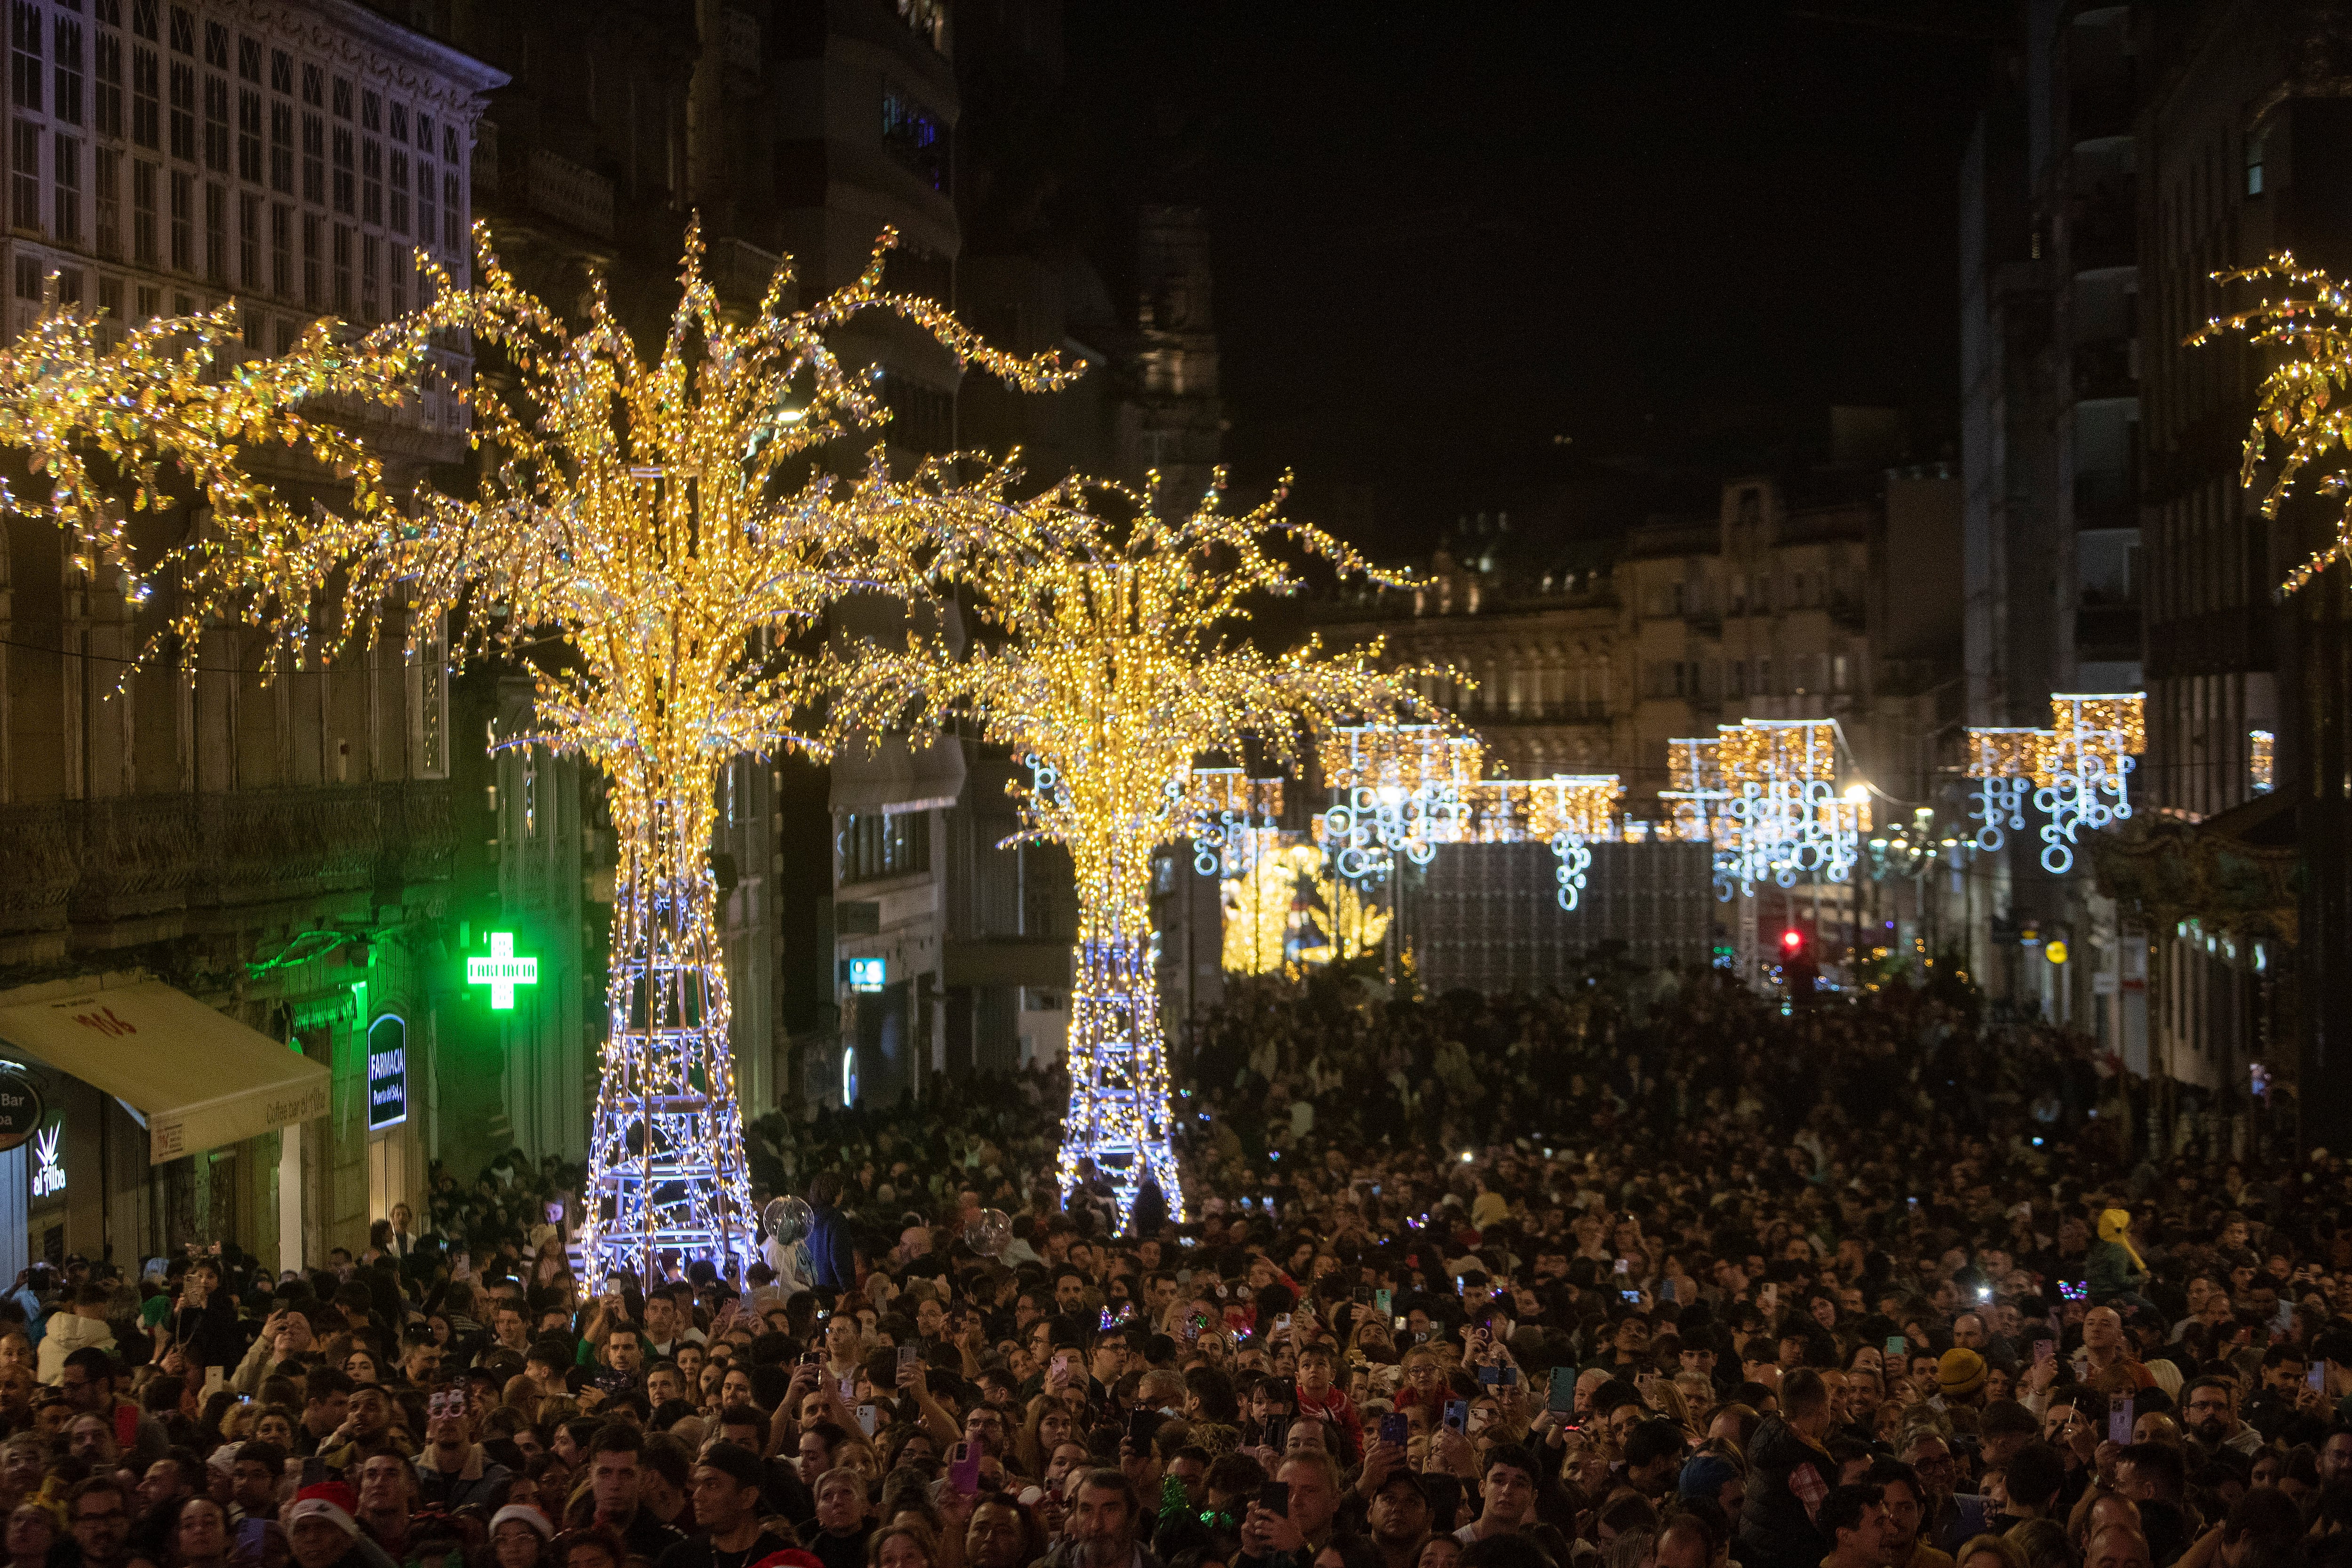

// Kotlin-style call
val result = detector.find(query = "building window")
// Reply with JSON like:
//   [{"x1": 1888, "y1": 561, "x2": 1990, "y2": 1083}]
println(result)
[
  {"x1": 440, "y1": 166, "x2": 455, "y2": 251},
  {"x1": 236, "y1": 187, "x2": 254, "y2": 285},
  {"x1": 130, "y1": 155, "x2": 153, "y2": 262},
  {"x1": 133, "y1": 280, "x2": 153, "y2": 318},
  {"x1": 359, "y1": 229, "x2": 376, "y2": 320},
  {"x1": 267, "y1": 96, "x2": 287, "y2": 191},
  {"x1": 167, "y1": 164, "x2": 188, "y2": 269},
  {"x1": 94, "y1": 26, "x2": 118, "y2": 136},
  {"x1": 331, "y1": 217, "x2": 348, "y2": 311},
  {"x1": 235, "y1": 83, "x2": 256, "y2": 180},
  {"x1": 330, "y1": 123, "x2": 350, "y2": 212},
  {"x1": 167, "y1": 57, "x2": 191, "y2": 160},
  {"x1": 388, "y1": 146, "x2": 405, "y2": 233},
  {"x1": 201, "y1": 69, "x2": 224, "y2": 170},
  {"x1": 10, "y1": 119, "x2": 38, "y2": 232},
  {"x1": 416, "y1": 155, "x2": 433, "y2": 249},
  {"x1": 299, "y1": 208, "x2": 318, "y2": 306},
  {"x1": 94, "y1": 145, "x2": 117, "y2": 255},
  {"x1": 131, "y1": 0, "x2": 153, "y2": 41},
  {"x1": 2246, "y1": 128, "x2": 2266, "y2": 197},
  {"x1": 269, "y1": 46, "x2": 286, "y2": 95},
  {"x1": 52, "y1": 133, "x2": 79, "y2": 243},
  {"x1": 360, "y1": 133, "x2": 378, "y2": 223},
  {"x1": 840, "y1": 811, "x2": 930, "y2": 883},
  {"x1": 359, "y1": 86, "x2": 377, "y2": 132},
  {"x1": 268, "y1": 197, "x2": 286, "y2": 294},
  {"x1": 11, "y1": 3, "x2": 41, "y2": 117},
  {"x1": 879, "y1": 86, "x2": 946, "y2": 191},
  {"x1": 234, "y1": 32, "x2": 255, "y2": 81},
  {"x1": 300, "y1": 106, "x2": 319, "y2": 202},
  {"x1": 53, "y1": 15, "x2": 81, "y2": 126},
  {"x1": 130, "y1": 40, "x2": 154, "y2": 146},
  {"x1": 95, "y1": 274, "x2": 119, "y2": 345},
  {"x1": 330, "y1": 72, "x2": 348, "y2": 121}
]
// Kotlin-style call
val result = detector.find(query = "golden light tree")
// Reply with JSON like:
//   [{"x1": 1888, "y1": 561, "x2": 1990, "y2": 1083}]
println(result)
[
  {"x1": 2192, "y1": 253, "x2": 2352, "y2": 591},
  {"x1": 838, "y1": 477, "x2": 1444, "y2": 1224},
  {"x1": 44, "y1": 225, "x2": 1070, "y2": 1279}
]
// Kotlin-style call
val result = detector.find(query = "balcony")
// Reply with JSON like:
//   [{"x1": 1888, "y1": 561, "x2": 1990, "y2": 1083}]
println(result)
[
  {"x1": 2073, "y1": 335, "x2": 2137, "y2": 401},
  {"x1": 0, "y1": 782, "x2": 455, "y2": 949},
  {"x1": 526, "y1": 148, "x2": 614, "y2": 242}
]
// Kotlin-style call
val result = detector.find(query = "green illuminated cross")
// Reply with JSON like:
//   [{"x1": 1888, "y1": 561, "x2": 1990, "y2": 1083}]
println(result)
[{"x1": 466, "y1": 932, "x2": 539, "y2": 1009}]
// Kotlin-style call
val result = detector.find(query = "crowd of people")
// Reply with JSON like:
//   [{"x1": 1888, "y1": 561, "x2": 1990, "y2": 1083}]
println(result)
[{"x1": 0, "y1": 963, "x2": 2346, "y2": 1568}]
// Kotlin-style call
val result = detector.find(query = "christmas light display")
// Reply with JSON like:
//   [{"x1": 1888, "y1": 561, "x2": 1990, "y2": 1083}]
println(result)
[
  {"x1": 1713, "y1": 719, "x2": 1869, "y2": 895},
  {"x1": 2188, "y1": 255, "x2": 2352, "y2": 592},
  {"x1": 45, "y1": 223, "x2": 1073, "y2": 1281},
  {"x1": 2032, "y1": 693, "x2": 2144, "y2": 874},
  {"x1": 1182, "y1": 769, "x2": 1285, "y2": 879},
  {"x1": 1963, "y1": 694, "x2": 2144, "y2": 874},
  {"x1": 835, "y1": 476, "x2": 1439, "y2": 1227},
  {"x1": 1314, "y1": 724, "x2": 1483, "y2": 884},
  {"x1": 1661, "y1": 737, "x2": 1729, "y2": 847},
  {"x1": 1219, "y1": 838, "x2": 1390, "y2": 974},
  {"x1": 1456, "y1": 774, "x2": 1626, "y2": 910},
  {"x1": 2251, "y1": 729, "x2": 2276, "y2": 795},
  {"x1": 1964, "y1": 728, "x2": 2040, "y2": 852}
]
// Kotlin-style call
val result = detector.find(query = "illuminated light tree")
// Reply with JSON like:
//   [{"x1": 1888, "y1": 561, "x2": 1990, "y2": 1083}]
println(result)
[
  {"x1": 839, "y1": 478, "x2": 1444, "y2": 1226},
  {"x1": 2191, "y1": 254, "x2": 2352, "y2": 592},
  {"x1": 41, "y1": 223, "x2": 1072, "y2": 1280}
]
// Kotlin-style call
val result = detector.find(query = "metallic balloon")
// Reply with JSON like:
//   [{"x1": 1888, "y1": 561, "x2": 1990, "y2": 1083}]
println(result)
[
  {"x1": 963, "y1": 1208, "x2": 1012, "y2": 1258},
  {"x1": 764, "y1": 1195, "x2": 814, "y2": 1248}
]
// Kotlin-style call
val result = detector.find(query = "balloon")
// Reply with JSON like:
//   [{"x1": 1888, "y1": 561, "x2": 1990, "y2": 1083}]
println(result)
[
  {"x1": 963, "y1": 1208, "x2": 1011, "y2": 1258},
  {"x1": 764, "y1": 1196, "x2": 813, "y2": 1248}
]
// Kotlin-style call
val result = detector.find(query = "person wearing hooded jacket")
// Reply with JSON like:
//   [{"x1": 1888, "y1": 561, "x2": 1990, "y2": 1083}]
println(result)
[
  {"x1": 804, "y1": 1175, "x2": 855, "y2": 1292},
  {"x1": 1735, "y1": 1366, "x2": 1836, "y2": 1568}
]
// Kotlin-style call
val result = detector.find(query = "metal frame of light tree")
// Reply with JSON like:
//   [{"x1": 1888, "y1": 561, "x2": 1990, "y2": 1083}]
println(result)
[
  {"x1": 54, "y1": 223, "x2": 1072, "y2": 1281},
  {"x1": 1964, "y1": 694, "x2": 2144, "y2": 875},
  {"x1": 838, "y1": 477, "x2": 1441, "y2": 1227}
]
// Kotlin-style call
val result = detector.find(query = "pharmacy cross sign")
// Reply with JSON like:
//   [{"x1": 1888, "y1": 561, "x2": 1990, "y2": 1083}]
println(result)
[{"x1": 466, "y1": 932, "x2": 540, "y2": 1010}]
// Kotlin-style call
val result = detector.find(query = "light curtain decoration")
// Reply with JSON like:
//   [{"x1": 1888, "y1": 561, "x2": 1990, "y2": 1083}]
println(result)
[
  {"x1": 1965, "y1": 693, "x2": 2144, "y2": 874},
  {"x1": 834, "y1": 476, "x2": 1442, "y2": 1228},
  {"x1": 1458, "y1": 775, "x2": 1627, "y2": 910},
  {"x1": 41, "y1": 221, "x2": 1075, "y2": 1281},
  {"x1": 1713, "y1": 719, "x2": 1868, "y2": 897},
  {"x1": 1181, "y1": 769, "x2": 1285, "y2": 879},
  {"x1": 1314, "y1": 724, "x2": 1483, "y2": 884}
]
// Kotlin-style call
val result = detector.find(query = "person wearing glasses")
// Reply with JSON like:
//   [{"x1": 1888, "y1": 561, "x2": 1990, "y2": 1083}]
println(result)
[{"x1": 64, "y1": 1476, "x2": 154, "y2": 1568}]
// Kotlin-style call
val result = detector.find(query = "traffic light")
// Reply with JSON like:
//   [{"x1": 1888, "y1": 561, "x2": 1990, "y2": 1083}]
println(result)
[
  {"x1": 1780, "y1": 928, "x2": 1804, "y2": 955},
  {"x1": 1780, "y1": 925, "x2": 1819, "y2": 1003}
]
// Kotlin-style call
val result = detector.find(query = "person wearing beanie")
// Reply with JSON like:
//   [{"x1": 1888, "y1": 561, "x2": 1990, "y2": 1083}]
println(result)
[
  {"x1": 489, "y1": 1505, "x2": 553, "y2": 1568},
  {"x1": 1677, "y1": 1453, "x2": 1745, "y2": 1526},
  {"x1": 1936, "y1": 1349, "x2": 1986, "y2": 1406}
]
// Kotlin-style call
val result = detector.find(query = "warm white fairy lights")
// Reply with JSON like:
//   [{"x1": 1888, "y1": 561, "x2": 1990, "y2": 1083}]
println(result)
[
  {"x1": 1710, "y1": 719, "x2": 1869, "y2": 896},
  {"x1": 1314, "y1": 724, "x2": 1483, "y2": 884},
  {"x1": 1964, "y1": 727, "x2": 2040, "y2": 852},
  {"x1": 1454, "y1": 774, "x2": 1626, "y2": 910},
  {"x1": 835, "y1": 475, "x2": 1439, "y2": 1227},
  {"x1": 49, "y1": 219, "x2": 1074, "y2": 1281},
  {"x1": 1182, "y1": 769, "x2": 1286, "y2": 879}
]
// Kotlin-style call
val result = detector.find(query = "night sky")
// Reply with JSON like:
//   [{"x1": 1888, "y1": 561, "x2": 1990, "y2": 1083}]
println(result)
[{"x1": 1065, "y1": 3, "x2": 2000, "y2": 559}]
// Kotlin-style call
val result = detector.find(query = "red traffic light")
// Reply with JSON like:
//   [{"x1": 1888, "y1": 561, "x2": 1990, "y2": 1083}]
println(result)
[{"x1": 1780, "y1": 929, "x2": 1804, "y2": 951}]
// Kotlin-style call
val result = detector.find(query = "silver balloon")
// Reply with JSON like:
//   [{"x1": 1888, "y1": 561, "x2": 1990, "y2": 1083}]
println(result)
[
  {"x1": 764, "y1": 1196, "x2": 813, "y2": 1248},
  {"x1": 963, "y1": 1208, "x2": 1011, "y2": 1258}
]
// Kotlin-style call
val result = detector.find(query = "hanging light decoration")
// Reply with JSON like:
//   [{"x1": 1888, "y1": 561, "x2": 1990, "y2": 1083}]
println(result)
[
  {"x1": 2030, "y1": 693, "x2": 2145, "y2": 873},
  {"x1": 1713, "y1": 719, "x2": 1869, "y2": 894},
  {"x1": 1963, "y1": 727, "x2": 2041, "y2": 852},
  {"x1": 1963, "y1": 693, "x2": 2144, "y2": 874},
  {"x1": 1314, "y1": 724, "x2": 1483, "y2": 884},
  {"x1": 1181, "y1": 768, "x2": 1285, "y2": 879}
]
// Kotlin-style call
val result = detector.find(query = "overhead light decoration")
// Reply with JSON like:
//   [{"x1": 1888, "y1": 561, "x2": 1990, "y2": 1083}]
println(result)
[
  {"x1": 1964, "y1": 694, "x2": 2143, "y2": 874},
  {"x1": 40, "y1": 220, "x2": 1078, "y2": 1281},
  {"x1": 1713, "y1": 718, "x2": 1868, "y2": 895},
  {"x1": 1458, "y1": 773, "x2": 1626, "y2": 910},
  {"x1": 1184, "y1": 768, "x2": 1285, "y2": 880},
  {"x1": 832, "y1": 475, "x2": 1447, "y2": 1230},
  {"x1": 1314, "y1": 724, "x2": 1482, "y2": 885},
  {"x1": 1965, "y1": 727, "x2": 2040, "y2": 852}
]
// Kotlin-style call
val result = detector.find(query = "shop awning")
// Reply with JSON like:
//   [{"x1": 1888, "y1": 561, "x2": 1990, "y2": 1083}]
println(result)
[{"x1": 0, "y1": 978, "x2": 329, "y2": 1163}]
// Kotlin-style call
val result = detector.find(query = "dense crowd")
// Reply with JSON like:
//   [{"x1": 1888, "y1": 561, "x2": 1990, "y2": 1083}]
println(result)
[{"x1": 4, "y1": 964, "x2": 2351, "y2": 1568}]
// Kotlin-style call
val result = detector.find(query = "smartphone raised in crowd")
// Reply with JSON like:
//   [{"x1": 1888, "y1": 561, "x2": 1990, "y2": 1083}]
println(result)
[
  {"x1": 1442, "y1": 1399, "x2": 1469, "y2": 1434},
  {"x1": 2107, "y1": 1395, "x2": 2135, "y2": 1446},
  {"x1": 1548, "y1": 1367, "x2": 1577, "y2": 1414},
  {"x1": 948, "y1": 1441, "x2": 979, "y2": 1496},
  {"x1": 1379, "y1": 1413, "x2": 1409, "y2": 1447},
  {"x1": 1257, "y1": 1481, "x2": 1291, "y2": 1519}
]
